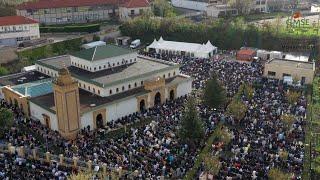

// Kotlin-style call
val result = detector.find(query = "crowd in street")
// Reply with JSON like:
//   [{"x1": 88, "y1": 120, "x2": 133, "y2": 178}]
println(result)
[{"x1": 0, "y1": 51, "x2": 306, "y2": 179}]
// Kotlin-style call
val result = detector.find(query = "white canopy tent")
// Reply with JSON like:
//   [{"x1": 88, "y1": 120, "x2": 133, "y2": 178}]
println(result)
[{"x1": 147, "y1": 37, "x2": 218, "y2": 58}]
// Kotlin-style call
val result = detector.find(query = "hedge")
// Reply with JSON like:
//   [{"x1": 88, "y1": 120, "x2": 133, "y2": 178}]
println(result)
[{"x1": 40, "y1": 24, "x2": 100, "y2": 33}]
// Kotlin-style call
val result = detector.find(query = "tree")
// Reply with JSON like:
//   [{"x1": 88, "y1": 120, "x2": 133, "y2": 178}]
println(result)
[
  {"x1": 226, "y1": 99, "x2": 247, "y2": 120},
  {"x1": 204, "y1": 156, "x2": 221, "y2": 176},
  {"x1": 68, "y1": 171, "x2": 93, "y2": 180},
  {"x1": 152, "y1": 0, "x2": 176, "y2": 17},
  {"x1": 268, "y1": 168, "x2": 291, "y2": 180},
  {"x1": 203, "y1": 76, "x2": 227, "y2": 110},
  {"x1": 0, "y1": 108, "x2": 14, "y2": 137},
  {"x1": 227, "y1": 0, "x2": 254, "y2": 14},
  {"x1": 285, "y1": 90, "x2": 300, "y2": 105},
  {"x1": 281, "y1": 114, "x2": 295, "y2": 129},
  {"x1": 179, "y1": 98, "x2": 205, "y2": 145},
  {"x1": 0, "y1": 66, "x2": 9, "y2": 76}
]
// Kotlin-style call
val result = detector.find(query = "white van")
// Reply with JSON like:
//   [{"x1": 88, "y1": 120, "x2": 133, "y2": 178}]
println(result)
[{"x1": 130, "y1": 39, "x2": 141, "y2": 49}]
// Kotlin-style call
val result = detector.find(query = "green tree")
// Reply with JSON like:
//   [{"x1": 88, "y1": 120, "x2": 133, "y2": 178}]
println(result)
[
  {"x1": 203, "y1": 76, "x2": 227, "y2": 109},
  {"x1": 179, "y1": 98, "x2": 205, "y2": 146},
  {"x1": 204, "y1": 156, "x2": 221, "y2": 176},
  {"x1": 152, "y1": 0, "x2": 176, "y2": 17},
  {"x1": 0, "y1": 66, "x2": 9, "y2": 76},
  {"x1": 0, "y1": 108, "x2": 14, "y2": 137},
  {"x1": 285, "y1": 90, "x2": 300, "y2": 105},
  {"x1": 268, "y1": 168, "x2": 291, "y2": 180},
  {"x1": 226, "y1": 99, "x2": 247, "y2": 120}
]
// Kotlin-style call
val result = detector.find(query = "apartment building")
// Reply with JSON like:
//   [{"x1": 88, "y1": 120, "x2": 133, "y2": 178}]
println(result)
[{"x1": 0, "y1": 16, "x2": 40, "y2": 46}]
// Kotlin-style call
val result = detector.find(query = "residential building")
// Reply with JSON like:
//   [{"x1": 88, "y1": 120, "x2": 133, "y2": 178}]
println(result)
[
  {"x1": 206, "y1": 4, "x2": 238, "y2": 18},
  {"x1": 119, "y1": 0, "x2": 151, "y2": 21},
  {"x1": 264, "y1": 59, "x2": 315, "y2": 84},
  {"x1": 16, "y1": 0, "x2": 151, "y2": 25},
  {"x1": 0, "y1": 45, "x2": 193, "y2": 139},
  {"x1": 0, "y1": 16, "x2": 40, "y2": 46}
]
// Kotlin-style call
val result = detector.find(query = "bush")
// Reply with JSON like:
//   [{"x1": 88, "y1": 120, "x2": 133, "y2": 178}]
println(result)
[
  {"x1": 40, "y1": 24, "x2": 100, "y2": 33},
  {"x1": 0, "y1": 66, "x2": 9, "y2": 76}
]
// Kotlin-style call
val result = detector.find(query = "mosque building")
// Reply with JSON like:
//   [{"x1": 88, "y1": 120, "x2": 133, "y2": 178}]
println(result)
[{"x1": 0, "y1": 45, "x2": 192, "y2": 139}]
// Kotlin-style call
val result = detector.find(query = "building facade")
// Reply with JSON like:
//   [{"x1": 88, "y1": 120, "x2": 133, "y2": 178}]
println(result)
[
  {"x1": 0, "y1": 45, "x2": 193, "y2": 139},
  {"x1": 0, "y1": 16, "x2": 40, "y2": 46},
  {"x1": 119, "y1": 0, "x2": 151, "y2": 21},
  {"x1": 16, "y1": 0, "x2": 150, "y2": 25},
  {"x1": 263, "y1": 59, "x2": 315, "y2": 85}
]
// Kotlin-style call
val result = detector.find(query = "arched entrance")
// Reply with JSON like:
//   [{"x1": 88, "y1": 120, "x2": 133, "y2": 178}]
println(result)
[
  {"x1": 169, "y1": 90, "x2": 175, "y2": 101},
  {"x1": 154, "y1": 92, "x2": 161, "y2": 106},
  {"x1": 140, "y1": 99, "x2": 146, "y2": 112},
  {"x1": 96, "y1": 114, "x2": 104, "y2": 129}
]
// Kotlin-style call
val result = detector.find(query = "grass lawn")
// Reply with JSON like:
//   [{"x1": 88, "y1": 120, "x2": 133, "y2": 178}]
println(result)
[{"x1": 243, "y1": 12, "x2": 292, "y2": 22}]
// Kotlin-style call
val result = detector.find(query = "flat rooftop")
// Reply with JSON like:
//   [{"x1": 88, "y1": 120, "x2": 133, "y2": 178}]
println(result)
[
  {"x1": 0, "y1": 71, "x2": 50, "y2": 86},
  {"x1": 267, "y1": 58, "x2": 314, "y2": 70},
  {"x1": 29, "y1": 75, "x2": 189, "y2": 114},
  {"x1": 36, "y1": 56, "x2": 179, "y2": 87}
]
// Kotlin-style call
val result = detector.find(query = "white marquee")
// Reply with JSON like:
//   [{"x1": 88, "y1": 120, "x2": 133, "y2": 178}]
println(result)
[{"x1": 147, "y1": 37, "x2": 218, "y2": 58}]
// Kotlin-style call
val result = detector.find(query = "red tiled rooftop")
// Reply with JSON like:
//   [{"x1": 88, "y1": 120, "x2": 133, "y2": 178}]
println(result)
[
  {"x1": 0, "y1": 16, "x2": 38, "y2": 26},
  {"x1": 121, "y1": 0, "x2": 150, "y2": 8},
  {"x1": 237, "y1": 49, "x2": 256, "y2": 56},
  {"x1": 17, "y1": 0, "x2": 119, "y2": 10}
]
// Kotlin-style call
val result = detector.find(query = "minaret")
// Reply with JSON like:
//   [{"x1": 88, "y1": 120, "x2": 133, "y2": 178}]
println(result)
[{"x1": 53, "y1": 67, "x2": 80, "y2": 139}]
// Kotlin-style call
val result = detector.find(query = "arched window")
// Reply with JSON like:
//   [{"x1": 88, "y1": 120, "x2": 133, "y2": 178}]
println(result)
[
  {"x1": 84, "y1": 84, "x2": 86, "y2": 89},
  {"x1": 134, "y1": 82, "x2": 137, "y2": 87},
  {"x1": 128, "y1": 84, "x2": 131, "y2": 89},
  {"x1": 79, "y1": 83, "x2": 81, "y2": 87},
  {"x1": 110, "y1": 90, "x2": 112, "y2": 95},
  {"x1": 94, "y1": 67, "x2": 96, "y2": 71},
  {"x1": 88, "y1": 86, "x2": 91, "y2": 91},
  {"x1": 98, "y1": 90, "x2": 100, "y2": 94},
  {"x1": 113, "y1": 63, "x2": 115, "y2": 66},
  {"x1": 99, "y1": 66, "x2": 101, "y2": 70},
  {"x1": 163, "y1": 74, "x2": 165, "y2": 78},
  {"x1": 173, "y1": 71, "x2": 176, "y2": 76},
  {"x1": 117, "y1": 62, "x2": 120, "y2": 65},
  {"x1": 168, "y1": 73, "x2": 171, "y2": 77},
  {"x1": 122, "y1": 86, "x2": 125, "y2": 91},
  {"x1": 104, "y1": 65, "x2": 106, "y2": 68},
  {"x1": 116, "y1": 88, "x2": 119, "y2": 93},
  {"x1": 93, "y1": 88, "x2": 95, "y2": 93},
  {"x1": 141, "y1": 81, "x2": 143, "y2": 85}
]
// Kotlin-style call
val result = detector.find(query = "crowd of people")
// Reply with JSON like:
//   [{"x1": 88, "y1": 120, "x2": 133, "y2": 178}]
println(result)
[{"x1": 0, "y1": 51, "x2": 306, "y2": 179}]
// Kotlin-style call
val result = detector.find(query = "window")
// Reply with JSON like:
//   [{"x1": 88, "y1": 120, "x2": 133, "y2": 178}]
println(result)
[
  {"x1": 99, "y1": 66, "x2": 101, "y2": 70},
  {"x1": 268, "y1": 71, "x2": 276, "y2": 76},
  {"x1": 88, "y1": 86, "x2": 91, "y2": 91},
  {"x1": 134, "y1": 82, "x2": 137, "y2": 87},
  {"x1": 122, "y1": 86, "x2": 125, "y2": 91},
  {"x1": 141, "y1": 81, "x2": 143, "y2": 85},
  {"x1": 117, "y1": 62, "x2": 120, "y2": 65},
  {"x1": 113, "y1": 63, "x2": 115, "y2": 66},
  {"x1": 94, "y1": 67, "x2": 96, "y2": 71},
  {"x1": 128, "y1": 84, "x2": 131, "y2": 89},
  {"x1": 116, "y1": 88, "x2": 119, "y2": 92},
  {"x1": 130, "y1": 59, "x2": 132, "y2": 63},
  {"x1": 139, "y1": 9, "x2": 144, "y2": 14},
  {"x1": 110, "y1": 90, "x2": 112, "y2": 95},
  {"x1": 79, "y1": 83, "x2": 81, "y2": 87},
  {"x1": 163, "y1": 74, "x2": 166, "y2": 78},
  {"x1": 84, "y1": 84, "x2": 86, "y2": 89},
  {"x1": 93, "y1": 88, "x2": 95, "y2": 93},
  {"x1": 173, "y1": 71, "x2": 176, "y2": 76},
  {"x1": 168, "y1": 73, "x2": 171, "y2": 77},
  {"x1": 131, "y1": 9, "x2": 135, "y2": 15},
  {"x1": 104, "y1": 65, "x2": 106, "y2": 68}
]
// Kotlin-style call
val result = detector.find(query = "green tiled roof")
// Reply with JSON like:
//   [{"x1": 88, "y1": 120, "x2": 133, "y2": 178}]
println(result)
[
  {"x1": 71, "y1": 45, "x2": 134, "y2": 61},
  {"x1": 12, "y1": 79, "x2": 53, "y2": 97}
]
